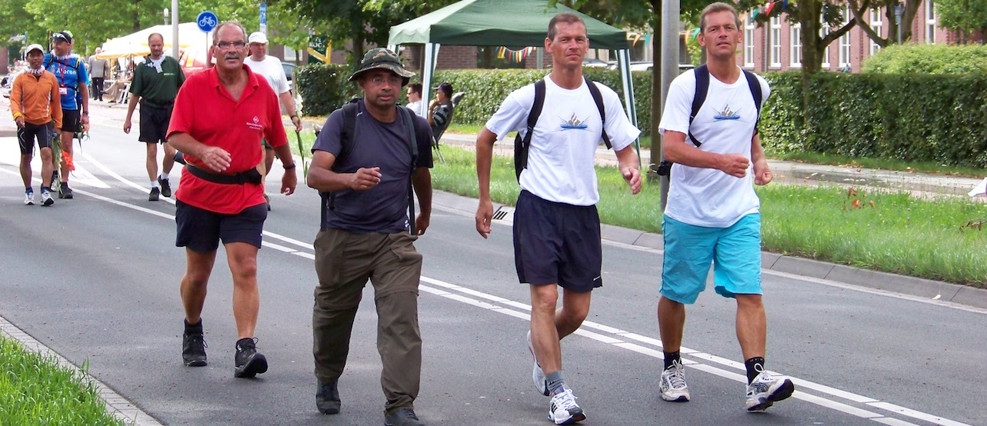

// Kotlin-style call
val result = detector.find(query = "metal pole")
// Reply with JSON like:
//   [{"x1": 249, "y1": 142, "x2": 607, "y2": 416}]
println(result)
[
  {"x1": 171, "y1": 0, "x2": 179, "y2": 59},
  {"x1": 659, "y1": 0, "x2": 680, "y2": 211}
]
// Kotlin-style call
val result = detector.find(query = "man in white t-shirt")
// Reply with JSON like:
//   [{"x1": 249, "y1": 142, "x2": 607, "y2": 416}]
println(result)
[
  {"x1": 405, "y1": 82, "x2": 423, "y2": 117},
  {"x1": 474, "y1": 12, "x2": 641, "y2": 426},
  {"x1": 245, "y1": 31, "x2": 303, "y2": 210},
  {"x1": 655, "y1": 1, "x2": 794, "y2": 413}
]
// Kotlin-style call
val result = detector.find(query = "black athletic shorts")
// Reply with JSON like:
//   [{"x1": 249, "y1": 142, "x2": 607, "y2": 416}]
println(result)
[
  {"x1": 17, "y1": 122, "x2": 54, "y2": 154},
  {"x1": 512, "y1": 190, "x2": 603, "y2": 293}
]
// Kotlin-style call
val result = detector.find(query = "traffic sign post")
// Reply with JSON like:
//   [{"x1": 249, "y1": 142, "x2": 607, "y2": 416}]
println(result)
[{"x1": 196, "y1": 11, "x2": 218, "y2": 67}]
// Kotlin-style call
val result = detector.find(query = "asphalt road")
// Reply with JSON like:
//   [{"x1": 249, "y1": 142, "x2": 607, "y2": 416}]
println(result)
[{"x1": 1, "y1": 108, "x2": 985, "y2": 425}]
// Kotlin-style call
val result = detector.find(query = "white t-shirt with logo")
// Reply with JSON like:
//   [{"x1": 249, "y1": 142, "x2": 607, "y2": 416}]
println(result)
[
  {"x1": 658, "y1": 66, "x2": 771, "y2": 228},
  {"x1": 244, "y1": 55, "x2": 290, "y2": 95},
  {"x1": 484, "y1": 76, "x2": 641, "y2": 206}
]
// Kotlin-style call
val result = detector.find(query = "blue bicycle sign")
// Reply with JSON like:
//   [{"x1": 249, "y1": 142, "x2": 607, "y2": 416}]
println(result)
[{"x1": 196, "y1": 11, "x2": 218, "y2": 32}]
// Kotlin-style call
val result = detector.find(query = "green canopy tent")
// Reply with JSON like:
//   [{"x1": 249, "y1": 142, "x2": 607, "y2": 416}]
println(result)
[{"x1": 387, "y1": 0, "x2": 639, "y2": 138}]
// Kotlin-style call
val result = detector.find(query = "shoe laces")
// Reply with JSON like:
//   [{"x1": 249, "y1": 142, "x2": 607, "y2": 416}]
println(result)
[
  {"x1": 664, "y1": 361, "x2": 687, "y2": 389},
  {"x1": 186, "y1": 333, "x2": 207, "y2": 349},
  {"x1": 552, "y1": 388, "x2": 579, "y2": 411}
]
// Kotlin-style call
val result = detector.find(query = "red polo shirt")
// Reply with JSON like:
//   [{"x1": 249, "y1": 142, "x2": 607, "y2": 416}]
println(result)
[{"x1": 167, "y1": 65, "x2": 287, "y2": 214}]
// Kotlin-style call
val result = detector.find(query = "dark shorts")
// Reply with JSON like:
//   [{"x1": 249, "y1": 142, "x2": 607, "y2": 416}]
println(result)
[
  {"x1": 17, "y1": 122, "x2": 54, "y2": 155},
  {"x1": 175, "y1": 200, "x2": 268, "y2": 252},
  {"x1": 61, "y1": 109, "x2": 82, "y2": 133},
  {"x1": 513, "y1": 190, "x2": 603, "y2": 293},
  {"x1": 139, "y1": 104, "x2": 173, "y2": 144}
]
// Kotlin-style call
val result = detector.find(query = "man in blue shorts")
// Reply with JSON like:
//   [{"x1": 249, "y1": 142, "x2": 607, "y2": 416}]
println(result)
[
  {"x1": 45, "y1": 30, "x2": 89, "y2": 199},
  {"x1": 474, "y1": 13, "x2": 641, "y2": 425},
  {"x1": 655, "y1": 2, "x2": 795, "y2": 412}
]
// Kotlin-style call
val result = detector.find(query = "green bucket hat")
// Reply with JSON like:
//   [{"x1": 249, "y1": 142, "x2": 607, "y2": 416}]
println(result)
[{"x1": 349, "y1": 48, "x2": 414, "y2": 85}]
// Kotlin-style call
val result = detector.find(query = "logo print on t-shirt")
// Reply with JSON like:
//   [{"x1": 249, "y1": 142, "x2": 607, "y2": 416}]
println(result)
[
  {"x1": 714, "y1": 104, "x2": 740, "y2": 120},
  {"x1": 246, "y1": 115, "x2": 264, "y2": 131},
  {"x1": 558, "y1": 113, "x2": 589, "y2": 130}
]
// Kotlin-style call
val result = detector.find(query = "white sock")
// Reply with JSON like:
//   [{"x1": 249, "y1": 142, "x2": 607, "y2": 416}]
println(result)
[
  {"x1": 159, "y1": 172, "x2": 169, "y2": 181},
  {"x1": 151, "y1": 180, "x2": 159, "y2": 189}
]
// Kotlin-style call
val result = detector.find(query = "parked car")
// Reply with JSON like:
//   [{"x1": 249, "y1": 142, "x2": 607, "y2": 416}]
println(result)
[{"x1": 282, "y1": 62, "x2": 297, "y2": 90}]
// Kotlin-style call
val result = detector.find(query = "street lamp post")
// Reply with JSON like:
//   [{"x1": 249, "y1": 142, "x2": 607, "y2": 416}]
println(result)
[{"x1": 894, "y1": 3, "x2": 903, "y2": 44}]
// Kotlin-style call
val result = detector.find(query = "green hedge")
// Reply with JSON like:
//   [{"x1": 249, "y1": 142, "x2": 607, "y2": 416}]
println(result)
[
  {"x1": 295, "y1": 63, "x2": 357, "y2": 117},
  {"x1": 863, "y1": 44, "x2": 987, "y2": 74},
  {"x1": 760, "y1": 72, "x2": 987, "y2": 168}
]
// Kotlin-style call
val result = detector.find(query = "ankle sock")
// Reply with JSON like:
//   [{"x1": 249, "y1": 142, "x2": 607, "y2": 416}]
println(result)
[
  {"x1": 745, "y1": 357, "x2": 765, "y2": 384},
  {"x1": 546, "y1": 371, "x2": 566, "y2": 395},
  {"x1": 184, "y1": 319, "x2": 203, "y2": 335},
  {"x1": 663, "y1": 351, "x2": 680, "y2": 370}
]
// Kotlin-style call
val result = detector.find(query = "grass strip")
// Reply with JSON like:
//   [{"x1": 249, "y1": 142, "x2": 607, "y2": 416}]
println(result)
[{"x1": 0, "y1": 334, "x2": 123, "y2": 425}]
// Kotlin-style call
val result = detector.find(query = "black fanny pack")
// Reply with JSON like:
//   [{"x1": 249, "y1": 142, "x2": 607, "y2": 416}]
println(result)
[{"x1": 186, "y1": 164, "x2": 262, "y2": 185}]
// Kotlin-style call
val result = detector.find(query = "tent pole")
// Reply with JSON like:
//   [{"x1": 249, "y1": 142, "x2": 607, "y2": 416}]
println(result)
[
  {"x1": 421, "y1": 43, "x2": 440, "y2": 119},
  {"x1": 617, "y1": 49, "x2": 640, "y2": 168}
]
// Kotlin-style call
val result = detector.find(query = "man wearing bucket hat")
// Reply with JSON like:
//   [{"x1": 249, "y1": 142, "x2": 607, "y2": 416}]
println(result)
[
  {"x1": 44, "y1": 30, "x2": 89, "y2": 199},
  {"x1": 307, "y1": 47, "x2": 433, "y2": 426},
  {"x1": 11, "y1": 44, "x2": 62, "y2": 206}
]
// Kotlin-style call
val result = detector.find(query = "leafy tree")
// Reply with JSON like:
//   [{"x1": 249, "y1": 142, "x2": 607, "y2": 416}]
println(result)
[
  {"x1": 846, "y1": 0, "x2": 922, "y2": 46},
  {"x1": 935, "y1": 0, "x2": 987, "y2": 43},
  {"x1": 271, "y1": 0, "x2": 459, "y2": 67}
]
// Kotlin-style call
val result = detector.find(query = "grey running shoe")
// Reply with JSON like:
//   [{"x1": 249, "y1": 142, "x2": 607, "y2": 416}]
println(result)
[
  {"x1": 148, "y1": 187, "x2": 160, "y2": 201},
  {"x1": 659, "y1": 360, "x2": 690, "y2": 402},
  {"x1": 526, "y1": 330, "x2": 549, "y2": 396},
  {"x1": 158, "y1": 177, "x2": 172, "y2": 198},
  {"x1": 233, "y1": 337, "x2": 268, "y2": 378},
  {"x1": 316, "y1": 380, "x2": 341, "y2": 415},
  {"x1": 182, "y1": 332, "x2": 207, "y2": 367},
  {"x1": 24, "y1": 190, "x2": 34, "y2": 205},
  {"x1": 384, "y1": 408, "x2": 425, "y2": 426},
  {"x1": 41, "y1": 191, "x2": 54, "y2": 206},
  {"x1": 59, "y1": 183, "x2": 72, "y2": 199},
  {"x1": 547, "y1": 386, "x2": 585, "y2": 425},
  {"x1": 745, "y1": 367, "x2": 795, "y2": 412}
]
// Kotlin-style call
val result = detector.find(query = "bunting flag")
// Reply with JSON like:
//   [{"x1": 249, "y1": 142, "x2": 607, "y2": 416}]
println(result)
[
  {"x1": 691, "y1": 28, "x2": 701, "y2": 40},
  {"x1": 764, "y1": 1, "x2": 777, "y2": 15},
  {"x1": 496, "y1": 46, "x2": 536, "y2": 62},
  {"x1": 782, "y1": 0, "x2": 789, "y2": 11}
]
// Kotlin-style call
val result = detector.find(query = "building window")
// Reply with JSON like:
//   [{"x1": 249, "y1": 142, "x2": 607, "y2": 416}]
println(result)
[
  {"x1": 790, "y1": 23, "x2": 802, "y2": 67},
  {"x1": 770, "y1": 16, "x2": 781, "y2": 68},
  {"x1": 870, "y1": 9, "x2": 883, "y2": 56},
  {"x1": 745, "y1": 18, "x2": 755, "y2": 68},
  {"x1": 839, "y1": 6, "x2": 851, "y2": 68},
  {"x1": 284, "y1": 46, "x2": 297, "y2": 62},
  {"x1": 821, "y1": 16, "x2": 831, "y2": 68},
  {"x1": 926, "y1": 0, "x2": 937, "y2": 44}
]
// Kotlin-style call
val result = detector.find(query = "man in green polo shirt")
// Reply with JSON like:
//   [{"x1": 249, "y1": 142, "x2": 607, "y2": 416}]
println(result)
[{"x1": 123, "y1": 32, "x2": 186, "y2": 201}]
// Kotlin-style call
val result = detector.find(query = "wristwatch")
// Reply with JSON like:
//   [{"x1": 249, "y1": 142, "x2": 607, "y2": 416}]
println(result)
[{"x1": 283, "y1": 162, "x2": 297, "y2": 170}]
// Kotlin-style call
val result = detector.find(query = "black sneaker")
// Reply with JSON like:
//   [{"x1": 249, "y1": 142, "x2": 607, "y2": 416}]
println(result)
[
  {"x1": 234, "y1": 337, "x2": 268, "y2": 378},
  {"x1": 182, "y1": 331, "x2": 208, "y2": 367},
  {"x1": 158, "y1": 177, "x2": 172, "y2": 198},
  {"x1": 149, "y1": 187, "x2": 160, "y2": 201},
  {"x1": 384, "y1": 408, "x2": 425, "y2": 426},
  {"x1": 59, "y1": 183, "x2": 73, "y2": 199},
  {"x1": 316, "y1": 380, "x2": 341, "y2": 415}
]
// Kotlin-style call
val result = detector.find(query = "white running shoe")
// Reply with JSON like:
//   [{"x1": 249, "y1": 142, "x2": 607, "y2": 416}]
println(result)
[
  {"x1": 24, "y1": 191, "x2": 35, "y2": 206},
  {"x1": 745, "y1": 367, "x2": 795, "y2": 412},
  {"x1": 41, "y1": 191, "x2": 54, "y2": 207},
  {"x1": 547, "y1": 387, "x2": 585, "y2": 425},
  {"x1": 526, "y1": 330, "x2": 549, "y2": 396},
  {"x1": 659, "y1": 360, "x2": 690, "y2": 402}
]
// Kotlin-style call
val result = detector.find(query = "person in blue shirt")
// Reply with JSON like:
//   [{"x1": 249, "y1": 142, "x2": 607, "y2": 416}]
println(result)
[{"x1": 45, "y1": 30, "x2": 89, "y2": 199}]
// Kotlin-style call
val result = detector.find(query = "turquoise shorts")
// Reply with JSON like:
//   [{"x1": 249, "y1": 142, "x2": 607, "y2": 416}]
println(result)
[{"x1": 660, "y1": 213, "x2": 762, "y2": 304}]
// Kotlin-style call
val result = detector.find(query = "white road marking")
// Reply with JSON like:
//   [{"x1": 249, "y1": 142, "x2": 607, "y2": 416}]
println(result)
[{"x1": 0, "y1": 148, "x2": 973, "y2": 426}]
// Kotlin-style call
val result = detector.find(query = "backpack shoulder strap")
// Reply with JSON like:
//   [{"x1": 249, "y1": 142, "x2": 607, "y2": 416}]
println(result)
[
  {"x1": 688, "y1": 64, "x2": 709, "y2": 148},
  {"x1": 397, "y1": 106, "x2": 418, "y2": 235},
  {"x1": 320, "y1": 101, "x2": 361, "y2": 227},
  {"x1": 742, "y1": 69, "x2": 763, "y2": 135},
  {"x1": 584, "y1": 77, "x2": 612, "y2": 149},
  {"x1": 514, "y1": 79, "x2": 546, "y2": 182}
]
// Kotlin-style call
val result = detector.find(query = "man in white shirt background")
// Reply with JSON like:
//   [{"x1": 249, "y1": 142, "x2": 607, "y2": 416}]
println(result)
[{"x1": 245, "y1": 31, "x2": 303, "y2": 210}]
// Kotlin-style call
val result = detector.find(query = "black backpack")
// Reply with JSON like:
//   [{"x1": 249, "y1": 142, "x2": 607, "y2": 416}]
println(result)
[
  {"x1": 656, "y1": 64, "x2": 763, "y2": 176},
  {"x1": 514, "y1": 76, "x2": 612, "y2": 181},
  {"x1": 319, "y1": 100, "x2": 420, "y2": 234}
]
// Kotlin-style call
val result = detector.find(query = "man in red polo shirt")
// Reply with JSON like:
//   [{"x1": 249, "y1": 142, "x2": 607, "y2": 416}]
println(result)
[{"x1": 166, "y1": 21, "x2": 297, "y2": 379}]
